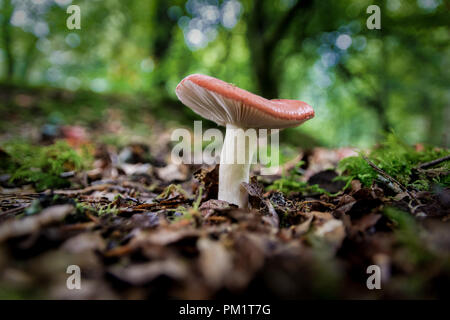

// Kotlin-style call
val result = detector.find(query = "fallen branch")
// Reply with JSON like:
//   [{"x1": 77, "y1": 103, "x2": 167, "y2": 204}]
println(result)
[
  {"x1": 0, "y1": 204, "x2": 30, "y2": 217},
  {"x1": 362, "y1": 155, "x2": 418, "y2": 203},
  {"x1": 54, "y1": 184, "x2": 129, "y2": 196},
  {"x1": 415, "y1": 155, "x2": 450, "y2": 170}
]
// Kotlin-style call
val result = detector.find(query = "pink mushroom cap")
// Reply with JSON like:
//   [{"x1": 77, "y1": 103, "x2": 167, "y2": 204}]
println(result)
[{"x1": 176, "y1": 74, "x2": 314, "y2": 129}]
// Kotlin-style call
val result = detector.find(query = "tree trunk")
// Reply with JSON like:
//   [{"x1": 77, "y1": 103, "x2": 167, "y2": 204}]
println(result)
[
  {"x1": 1, "y1": 0, "x2": 14, "y2": 81},
  {"x1": 245, "y1": 0, "x2": 313, "y2": 99},
  {"x1": 19, "y1": 37, "x2": 38, "y2": 83}
]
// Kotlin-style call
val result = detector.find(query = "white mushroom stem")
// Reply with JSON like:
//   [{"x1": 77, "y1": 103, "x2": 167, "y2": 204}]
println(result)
[{"x1": 218, "y1": 124, "x2": 257, "y2": 208}]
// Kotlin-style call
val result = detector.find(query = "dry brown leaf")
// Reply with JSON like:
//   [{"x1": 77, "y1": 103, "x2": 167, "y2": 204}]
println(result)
[
  {"x1": 131, "y1": 228, "x2": 200, "y2": 247},
  {"x1": 156, "y1": 163, "x2": 189, "y2": 182},
  {"x1": 61, "y1": 231, "x2": 106, "y2": 253},
  {"x1": 314, "y1": 218, "x2": 346, "y2": 248},
  {"x1": 0, "y1": 204, "x2": 74, "y2": 242},
  {"x1": 109, "y1": 260, "x2": 188, "y2": 286},
  {"x1": 291, "y1": 215, "x2": 313, "y2": 237},
  {"x1": 197, "y1": 237, "x2": 232, "y2": 289}
]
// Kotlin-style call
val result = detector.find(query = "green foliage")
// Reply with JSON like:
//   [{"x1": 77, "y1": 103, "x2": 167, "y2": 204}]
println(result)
[
  {"x1": 267, "y1": 162, "x2": 331, "y2": 196},
  {"x1": 74, "y1": 196, "x2": 121, "y2": 217},
  {"x1": 338, "y1": 134, "x2": 450, "y2": 190},
  {"x1": 1, "y1": 140, "x2": 92, "y2": 191},
  {"x1": 337, "y1": 156, "x2": 374, "y2": 187},
  {"x1": 157, "y1": 184, "x2": 189, "y2": 200},
  {"x1": 268, "y1": 178, "x2": 329, "y2": 196},
  {"x1": 271, "y1": 134, "x2": 449, "y2": 197},
  {"x1": 192, "y1": 186, "x2": 203, "y2": 211},
  {"x1": 0, "y1": 0, "x2": 448, "y2": 147},
  {"x1": 97, "y1": 203, "x2": 120, "y2": 216}
]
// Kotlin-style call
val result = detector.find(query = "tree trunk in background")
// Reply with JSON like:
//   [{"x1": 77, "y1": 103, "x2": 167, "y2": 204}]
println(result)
[
  {"x1": 246, "y1": 0, "x2": 313, "y2": 99},
  {"x1": 377, "y1": 0, "x2": 391, "y2": 134},
  {"x1": 248, "y1": 39, "x2": 278, "y2": 98},
  {"x1": 152, "y1": 0, "x2": 177, "y2": 90},
  {"x1": 1, "y1": 0, "x2": 14, "y2": 81},
  {"x1": 246, "y1": 1, "x2": 277, "y2": 98},
  {"x1": 19, "y1": 37, "x2": 38, "y2": 83},
  {"x1": 153, "y1": 0, "x2": 175, "y2": 62},
  {"x1": 426, "y1": 97, "x2": 448, "y2": 147}
]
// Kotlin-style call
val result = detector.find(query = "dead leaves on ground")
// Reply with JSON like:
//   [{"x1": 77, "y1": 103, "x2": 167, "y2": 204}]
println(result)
[{"x1": 0, "y1": 146, "x2": 449, "y2": 299}]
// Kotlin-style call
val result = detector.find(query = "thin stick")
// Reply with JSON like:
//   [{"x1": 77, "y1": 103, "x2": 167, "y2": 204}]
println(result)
[
  {"x1": 362, "y1": 155, "x2": 418, "y2": 202},
  {"x1": 415, "y1": 155, "x2": 450, "y2": 170},
  {"x1": 0, "y1": 204, "x2": 30, "y2": 217}
]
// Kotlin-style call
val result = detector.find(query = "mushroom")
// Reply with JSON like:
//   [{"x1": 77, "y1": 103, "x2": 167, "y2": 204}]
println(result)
[{"x1": 176, "y1": 74, "x2": 314, "y2": 208}]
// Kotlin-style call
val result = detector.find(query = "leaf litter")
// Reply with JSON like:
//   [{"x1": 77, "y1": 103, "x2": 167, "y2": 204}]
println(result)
[{"x1": 0, "y1": 132, "x2": 449, "y2": 299}]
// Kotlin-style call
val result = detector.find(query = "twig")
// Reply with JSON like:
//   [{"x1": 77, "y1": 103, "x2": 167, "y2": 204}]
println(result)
[
  {"x1": 54, "y1": 184, "x2": 128, "y2": 196},
  {"x1": 415, "y1": 155, "x2": 450, "y2": 170},
  {"x1": 362, "y1": 155, "x2": 418, "y2": 203},
  {"x1": 0, "y1": 204, "x2": 30, "y2": 217}
]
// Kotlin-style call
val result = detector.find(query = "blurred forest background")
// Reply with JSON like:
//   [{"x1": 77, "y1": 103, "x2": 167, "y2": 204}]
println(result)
[{"x1": 0, "y1": 0, "x2": 448, "y2": 148}]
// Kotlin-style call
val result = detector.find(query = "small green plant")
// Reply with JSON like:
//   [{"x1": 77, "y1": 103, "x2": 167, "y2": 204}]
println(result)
[
  {"x1": 97, "y1": 203, "x2": 120, "y2": 216},
  {"x1": 267, "y1": 162, "x2": 331, "y2": 196},
  {"x1": 1, "y1": 140, "x2": 92, "y2": 191},
  {"x1": 338, "y1": 133, "x2": 449, "y2": 190},
  {"x1": 192, "y1": 186, "x2": 203, "y2": 211},
  {"x1": 157, "y1": 184, "x2": 189, "y2": 199},
  {"x1": 268, "y1": 178, "x2": 330, "y2": 195},
  {"x1": 168, "y1": 186, "x2": 203, "y2": 223}
]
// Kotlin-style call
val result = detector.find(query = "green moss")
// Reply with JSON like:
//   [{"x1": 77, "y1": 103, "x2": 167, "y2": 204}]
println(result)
[
  {"x1": 338, "y1": 133, "x2": 449, "y2": 190},
  {"x1": 1, "y1": 140, "x2": 92, "y2": 191},
  {"x1": 268, "y1": 178, "x2": 329, "y2": 195},
  {"x1": 97, "y1": 203, "x2": 120, "y2": 216},
  {"x1": 267, "y1": 162, "x2": 332, "y2": 196}
]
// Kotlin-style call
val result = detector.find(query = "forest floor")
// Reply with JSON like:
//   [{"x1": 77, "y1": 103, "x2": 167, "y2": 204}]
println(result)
[{"x1": 0, "y1": 86, "x2": 449, "y2": 299}]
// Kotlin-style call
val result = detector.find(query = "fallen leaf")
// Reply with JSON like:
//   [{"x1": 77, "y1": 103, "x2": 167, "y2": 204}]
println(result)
[
  {"x1": 197, "y1": 237, "x2": 232, "y2": 289},
  {"x1": 108, "y1": 260, "x2": 188, "y2": 286},
  {"x1": 0, "y1": 205, "x2": 74, "y2": 242},
  {"x1": 314, "y1": 219, "x2": 346, "y2": 248},
  {"x1": 156, "y1": 163, "x2": 189, "y2": 182}
]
